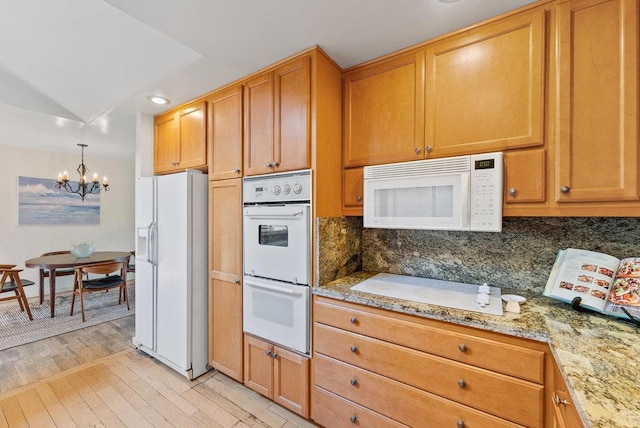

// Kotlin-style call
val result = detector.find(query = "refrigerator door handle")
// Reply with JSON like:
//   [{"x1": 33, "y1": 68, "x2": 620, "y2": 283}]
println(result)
[{"x1": 148, "y1": 222, "x2": 158, "y2": 265}]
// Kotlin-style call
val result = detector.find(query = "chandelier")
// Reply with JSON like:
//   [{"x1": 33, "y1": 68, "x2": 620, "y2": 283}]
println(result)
[{"x1": 55, "y1": 143, "x2": 110, "y2": 201}]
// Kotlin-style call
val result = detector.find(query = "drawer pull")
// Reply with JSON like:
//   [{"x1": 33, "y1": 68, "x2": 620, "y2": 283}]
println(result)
[
  {"x1": 457, "y1": 420, "x2": 465, "y2": 428},
  {"x1": 355, "y1": 195, "x2": 362, "y2": 202},
  {"x1": 350, "y1": 317, "x2": 357, "y2": 324},
  {"x1": 457, "y1": 379, "x2": 466, "y2": 388},
  {"x1": 560, "y1": 186, "x2": 571, "y2": 194},
  {"x1": 350, "y1": 378, "x2": 357, "y2": 386},
  {"x1": 272, "y1": 352, "x2": 278, "y2": 359},
  {"x1": 350, "y1": 345, "x2": 358, "y2": 353},
  {"x1": 265, "y1": 350, "x2": 272, "y2": 357},
  {"x1": 553, "y1": 393, "x2": 569, "y2": 407},
  {"x1": 350, "y1": 415, "x2": 357, "y2": 424},
  {"x1": 458, "y1": 344, "x2": 467, "y2": 353}
]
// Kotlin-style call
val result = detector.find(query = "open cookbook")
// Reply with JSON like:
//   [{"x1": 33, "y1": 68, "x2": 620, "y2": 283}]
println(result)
[{"x1": 544, "y1": 248, "x2": 640, "y2": 319}]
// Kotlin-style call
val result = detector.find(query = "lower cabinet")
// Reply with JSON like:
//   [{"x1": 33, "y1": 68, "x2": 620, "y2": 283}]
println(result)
[
  {"x1": 243, "y1": 334, "x2": 310, "y2": 418},
  {"x1": 551, "y1": 364, "x2": 583, "y2": 428},
  {"x1": 312, "y1": 296, "x2": 547, "y2": 427}
]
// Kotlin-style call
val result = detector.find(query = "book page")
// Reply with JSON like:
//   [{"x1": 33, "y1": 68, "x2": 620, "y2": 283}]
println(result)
[
  {"x1": 544, "y1": 248, "x2": 620, "y2": 312},
  {"x1": 604, "y1": 257, "x2": 640, "y2": 319}
]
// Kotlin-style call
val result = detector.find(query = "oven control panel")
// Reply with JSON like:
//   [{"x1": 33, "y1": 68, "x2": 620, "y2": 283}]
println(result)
[{"x1": 243, "y1": 170, "x2": 311, "y2": 203}]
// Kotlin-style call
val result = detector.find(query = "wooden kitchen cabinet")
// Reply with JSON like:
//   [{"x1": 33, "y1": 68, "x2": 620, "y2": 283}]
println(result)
[
  {"x1": 154, "y1": 99, "x2": 207, "y2": 174},
  {"x1": 550, "y1": 363, "x2": 584, "y2": 428},
  {"x1": 313, "y1": 296, "x2": 547, "y2": 427},
  {"x1": 424, "y1": 7, "x2": 545, "y2": 157},
  {"x1": 243, "y1": 334, "x2": 310, "y2": 418},
  {"x1": 343, "y1": 50, "x2": 425, "y2": 167},
  {"x1": 207, "y1": 85, "x2": 243, "y2": 180},
  {"x1": 503, "y1": 149, "x2": 547, "y2": 213},
  {"x1": 244, "y1": 55, "x2": 311, "y2": 176},
  {"x1": 342, "y1": 167, "x2": 364, "y2": 216},
  {"x1": 554, "y1": 0, "x2": 639, "y2": 204},
  {"x1": 208, "y1": 178, "x2": 243, "y2": 381}
]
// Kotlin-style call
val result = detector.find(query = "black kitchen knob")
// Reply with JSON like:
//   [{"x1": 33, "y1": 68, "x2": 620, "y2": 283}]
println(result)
[
  {"x1": 458, "y1": 344, "x2": 467, "y2": 352},
  {"x1": 350, "y1": 378, "x2": 357, "y2": 386},
  {"x1": 350, "y1": 317, "x2": 357, "y2": 324},
  {"x1": 350, "y1": 345, "x2": 357, "y2": 353},
  {"x1": 350, "y1": 416, "x2": 357, "y2": 423}
]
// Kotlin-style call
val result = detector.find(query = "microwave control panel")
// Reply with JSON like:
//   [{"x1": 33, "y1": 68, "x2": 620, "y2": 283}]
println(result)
[{"x1": 469, "y1": 152, "x2": 503, "y2": 232}]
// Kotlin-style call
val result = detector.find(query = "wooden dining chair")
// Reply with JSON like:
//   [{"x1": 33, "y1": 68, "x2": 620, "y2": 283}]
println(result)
[
  {"x1": 0, "y1": 264, "x2": 34, "y2": 321},
  {"x1": 70, "y1": 261, "x2": 129, "y2": 322},
  {"x1": 38, "y1": 250, "x2": 76, "y2": 305}
]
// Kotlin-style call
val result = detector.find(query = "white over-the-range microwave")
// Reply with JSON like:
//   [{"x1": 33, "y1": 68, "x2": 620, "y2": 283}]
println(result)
[{"x1": 363, "y1": 152, "x2": 503, "y2": 232}]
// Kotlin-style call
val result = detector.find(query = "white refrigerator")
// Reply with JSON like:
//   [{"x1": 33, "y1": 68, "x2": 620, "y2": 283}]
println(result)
[{"x1": 133, "y1": 170, "x2": 209, "y2": 380}]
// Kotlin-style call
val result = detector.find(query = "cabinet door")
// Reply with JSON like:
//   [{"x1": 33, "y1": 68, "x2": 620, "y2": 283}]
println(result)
[
  {"x1": 425, "y1": 7, "x2": 545, "y2": 157},
  {"x1": 207, "y1": 86, "x2": 243, "y2": 180},
  {"x1": 555, "y1": 0, "x2": 639, "y2": 202},
  {"x1": 154, "y1": 111, "x2": 179, "y2": 174},
  {"x1": 344, "y1": 50, "x2": 426, "y2": 167},
  {"x1": 273, "y1": 346, "x2": 310, "y2": 418},
  {"x1": 504, "y1": 149, "x2": 546, "y2": 204},
  {"x1": 177, "y1": 100, "x2": 207, "y2": 169},
  {"x1": 208, "y1": 179, "x2": 243, "y2": 381},
  {"x1": 244, "y1": 73, "x2": 275, "y2": 176},
  {"x1": 343, "y1": 167, "x2": 364, "y2": 216},
  {"x1": 244, "y1": 335, "x2": 273, "y2": 398},
  {"x1": 551, "y1": 365, "x2": 583, "y2": 427},
  {"x1": 274, "y1": 56, "x2": 311, "y2": 173}
]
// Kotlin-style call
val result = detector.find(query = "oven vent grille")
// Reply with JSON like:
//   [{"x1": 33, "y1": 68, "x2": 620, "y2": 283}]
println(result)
[{"x1": 364, "y1": 156, "x2": 470, "y2": 180}]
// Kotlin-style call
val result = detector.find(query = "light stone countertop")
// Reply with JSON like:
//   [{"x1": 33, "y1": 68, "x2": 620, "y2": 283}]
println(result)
[{"x1": 313, "y1": 271, "x2": 640, "y2": 428}]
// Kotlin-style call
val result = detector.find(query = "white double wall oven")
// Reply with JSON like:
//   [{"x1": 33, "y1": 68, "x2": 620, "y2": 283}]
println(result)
[{"x1": 242, "y1": 170, "x2": 312, "y2": 355}]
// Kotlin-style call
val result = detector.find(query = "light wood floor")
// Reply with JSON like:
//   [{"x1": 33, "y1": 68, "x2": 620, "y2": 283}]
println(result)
[{"x1": 0, "y1": 316, "x2": 317, "y2": 427}]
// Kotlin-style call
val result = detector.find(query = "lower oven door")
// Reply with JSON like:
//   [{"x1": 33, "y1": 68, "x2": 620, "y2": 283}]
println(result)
[
  {"x1": 243, "y1": 204, "x2": 311, "y2": 285},
  {"x1": 243, "y1": 275, "x2": 310, "y2": 354}
]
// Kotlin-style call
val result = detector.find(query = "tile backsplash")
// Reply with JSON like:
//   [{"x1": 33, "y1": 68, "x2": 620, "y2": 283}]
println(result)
[{"x1": 317, "y1": 217, "x2": 640, "y2": 292}]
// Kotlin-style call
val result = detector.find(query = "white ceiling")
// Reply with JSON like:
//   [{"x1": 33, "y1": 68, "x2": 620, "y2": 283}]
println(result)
[{"x1": 0, "y1": 0, "x2": 537, "y2": 160}]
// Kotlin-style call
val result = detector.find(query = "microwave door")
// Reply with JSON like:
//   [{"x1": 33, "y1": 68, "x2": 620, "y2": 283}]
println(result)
[{"x1": 364, "y1": 174, "x2": 469, "y2": 230}]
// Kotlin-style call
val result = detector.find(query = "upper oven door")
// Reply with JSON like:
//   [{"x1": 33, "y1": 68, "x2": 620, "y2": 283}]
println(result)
[{"x1": 243, "y1": 203, "x2": 311, "y2": 285}]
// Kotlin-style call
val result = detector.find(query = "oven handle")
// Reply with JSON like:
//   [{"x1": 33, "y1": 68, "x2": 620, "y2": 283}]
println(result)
[
  {"x1": 246, "y1": 280, "x2": 304, "y2": 296},
  {"x1": 244, "y1": 210, "x2": 305, "y2": 219}
]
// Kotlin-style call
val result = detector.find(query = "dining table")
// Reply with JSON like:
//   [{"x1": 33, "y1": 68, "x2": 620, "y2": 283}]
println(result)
[{"x1": 25, "y1": 251, "x2": 132, "y2": 317}]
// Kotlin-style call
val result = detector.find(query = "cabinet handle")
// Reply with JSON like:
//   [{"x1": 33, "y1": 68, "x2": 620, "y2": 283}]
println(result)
[
  {"x1": 265, "y1": 350, "x2": 272, "y2": 357},
  {"x1": 355, "y1": 195, "x2": 362, "y2": 202},
  {"x1": 426, "y1": 146, "x2": 432, "y2": 153},
  {"x1": 266, "y1": 162, "x2": 272, "y2": 168},
  {"x1": 457, "y1": 420, "x2": 465, "y2": 428},
  {"x1": 560, "y1": 186, "x2": 571, "y2": 194},
  {"x1": 350, "y1": 317, "x2": 357, "y2": 324},
  {"x1": 350, "y1": 416, "x2": 357, "y2": 424},
  {"x1": 350, "y1": 378, "x2": 357, "y2": 386},
  {"x1": 414, "y1": 147, "x2": 421, "y2": 155},
  {"x1": 234, "y1": 279, "x2": 240, "y2": 285},
  {"x1": 553, "y1": 393, "x2": 569, "y2": 407},
  {"x1": 350, "y1": 345, "x2": 358, "y2": 353},
  {"x1": 457, "y1": 379, "x2": 466, "y2": 388},
  {"x1": 508, "y1": 188, "x2": 518, "y2": 197},
  {"x1": 272, "y1": 161, "x2": 279, "y2": 167},
  {"x1": 458, "y1": 344, "x2": 467, "y2": 353},
  {"x1": 234, "y1": 168, "x2": 240, "y2": 174},
  {"x1": 272, "y1": 352, "x2": 278, "y2": 359}
]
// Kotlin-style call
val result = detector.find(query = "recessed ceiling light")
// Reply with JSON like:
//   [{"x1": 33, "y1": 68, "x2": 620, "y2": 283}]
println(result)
[
  {"x1": 438, "y1": 0, "x2": 459, "y2": 3},
  {"x1": 147, "y1": 95, "x2": 171, "y2": 105}
]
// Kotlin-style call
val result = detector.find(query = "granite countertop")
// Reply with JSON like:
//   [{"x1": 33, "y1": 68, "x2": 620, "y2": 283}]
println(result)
[{"x1": 313, "y1": 271, "x2": 640, "y2": 428}]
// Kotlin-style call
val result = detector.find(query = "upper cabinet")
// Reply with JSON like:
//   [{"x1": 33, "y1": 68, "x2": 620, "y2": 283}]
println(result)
[
  {"x1": 244, "y1": 56, "x2": 311, "y2": 176},
  {"x1": 207, "y1": 85, "x2": 244, "y2": 180},
  {"x1": 343, "y1": 50, "x2": 425, "y2": 167},
  {"x1": 154, "y1": 100, "x2": 207, "y2": 175},
  {"x1": 425, "y1": 7, "x2": 545, "y2": 157},
  {"x1": 554, "y1": 0, "x2": 639, "y2": 204}
]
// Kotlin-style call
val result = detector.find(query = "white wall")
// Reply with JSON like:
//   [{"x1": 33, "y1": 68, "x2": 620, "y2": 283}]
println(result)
[{"x1": 0, "y1": 144, "x2": 135, "y2": 297}]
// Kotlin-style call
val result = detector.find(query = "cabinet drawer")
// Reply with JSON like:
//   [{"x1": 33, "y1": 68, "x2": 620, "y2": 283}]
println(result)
[
  {"x1": 313, "y1": 387, "x2": 407, "y2": 428},
  {"x1": 315, "y1": 323, "x2": 543, "y2": 427},
  {"x1": 314, "y1": 354, "x2": 525, "y2": 428},
  {"x1": 314, "y1": 297, "x2": 544, "y2": 383}
]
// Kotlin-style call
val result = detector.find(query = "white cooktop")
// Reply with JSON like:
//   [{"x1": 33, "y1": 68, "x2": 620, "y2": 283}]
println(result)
[{"x1": 350, "y1": 273, "x2": 503, "y2": 316}]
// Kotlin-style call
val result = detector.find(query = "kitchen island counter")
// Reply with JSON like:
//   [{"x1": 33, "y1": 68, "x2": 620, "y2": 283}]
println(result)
[{"x1": 314, "y1": 271, "x2": 640, "y2": 428}]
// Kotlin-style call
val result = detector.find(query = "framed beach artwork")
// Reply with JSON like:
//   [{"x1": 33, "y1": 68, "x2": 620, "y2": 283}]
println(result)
[{"x1": 17, "y1": 176, "x2": 100, "y2": 225}]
